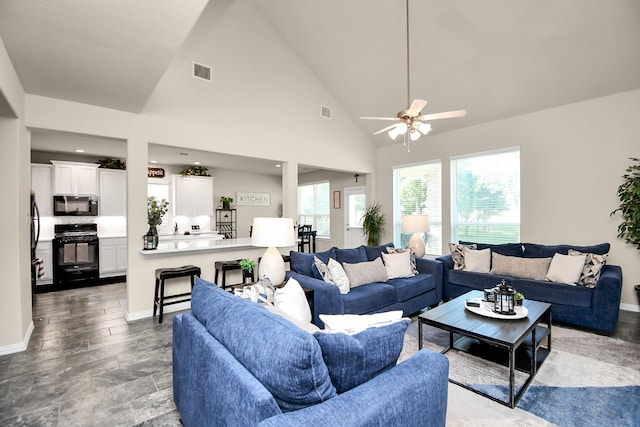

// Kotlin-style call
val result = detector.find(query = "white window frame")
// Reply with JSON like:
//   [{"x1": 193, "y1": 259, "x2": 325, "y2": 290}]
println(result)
[
  {"x1": 298, "y1": 181, "x2": 330, "y2": 238},
  {"x1": 393, "y1": 160, "x2": 442, "y2": 256},
  {"x1": 450, "y1": 147, "x2": 521, "y2": 244}
]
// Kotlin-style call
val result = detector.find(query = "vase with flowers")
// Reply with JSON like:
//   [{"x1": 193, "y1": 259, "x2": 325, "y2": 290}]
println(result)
[{"x1": 145, "y1": 197, "x2": 169, "y2": 249}]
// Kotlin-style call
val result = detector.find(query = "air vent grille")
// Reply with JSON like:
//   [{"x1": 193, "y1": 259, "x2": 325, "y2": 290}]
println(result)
[
  {"x1": 321, "y1": 105, "x2": 331, "y2": 119},
  {"x1": 193, "y1": 62, "x2": 212, "y2": 82}
]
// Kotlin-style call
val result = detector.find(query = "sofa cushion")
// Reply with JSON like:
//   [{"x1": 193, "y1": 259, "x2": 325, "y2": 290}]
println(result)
[
  {"x1": 460, "y1": 241, "x2": 523, "y2": 257},
  {"x1": 191, "y1": 278, "x2": 336, "y2": 411},
  {"x1": 490, "y1": 253, "x2": 552, "y2": 281},
  {"x1": 521, "y1": 242, "x2": 610, "y2": 258},
  {"x1": 290, "y1": 248, "x2": 336, "y2": 279},
  {"x1": 364, "y1": 242, "x2": 395, "y2": 261},
  {"x1": 463, "y1": 247, "x2": 491, "y2": 273},
  {"x1": 343, "y1": 258, "x2": 389, "y2": 288},
  {"x1": 335, "y1": 246, "x2": 367, "y2": 264},
  {"x1": 449, "y1": 270, "x2": 509, "y2": 290},
  {"x1": 568, "y1": 249, "x2": 608, "y2": 288},
  {"x1": 448, "y1": 243, "x2": 478, "y2": 270},
  {"x1": 387, "y1": 273, "x2": 436, "y2": 302},
  {"x1": 314, "y1": 319, "x2": 410, "y2": 394},
  {"x1": 510, "y1": 278, "x2": 593, "y2": 308},
  {"x1": 381, "y1": 251, "x2": 414, "y2": 279},
  {"x1": 546, "y1": 253, "x2": 585, "y2": 285},
  {"x1": 341, "y1": 282, "x2": 397, "y2": 314}
]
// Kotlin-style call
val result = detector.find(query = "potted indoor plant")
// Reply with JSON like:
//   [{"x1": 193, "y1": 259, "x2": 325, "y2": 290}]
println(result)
[
  {"x1": 239, "y1": 258, "x2": 256, "y2": 282},
  {"x1": 611, "y1": 157, "x2": 640, "y2": 305},
  {"x1": 514, "y1": 292, "x2": 525, "y2": 306},
  {"x1": 146, "y1": 197, "x2": 169, "y2": 249},
  {"x1": 220, "y1": 196, "x2": 233, "y2": 209},
  {"x1": 361, "y1": 202, "x2": 386, "y2": 246}
]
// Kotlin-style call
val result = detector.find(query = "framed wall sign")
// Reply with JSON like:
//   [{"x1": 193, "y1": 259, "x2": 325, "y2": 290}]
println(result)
[
  {"x1": 147, "y1": 167, "x2": 165, "y2": 178},
  {"x1": 237, "y1": 192, "x2": 271, "y2": 206},
  {"x1": 333, "y1": 190, "x2": 341, "y2": 209}
]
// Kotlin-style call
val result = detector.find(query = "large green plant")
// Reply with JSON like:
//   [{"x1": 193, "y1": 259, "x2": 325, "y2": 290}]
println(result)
[
  {"x1": 361, "y1": 202, "x2": 386, "y2": 246},
  {"x1": 611, "y1": 157, "x2": 640, "y2": 249}
]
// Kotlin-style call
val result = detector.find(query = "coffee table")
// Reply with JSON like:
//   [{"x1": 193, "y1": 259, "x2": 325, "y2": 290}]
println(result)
[{"x1": 418, "y1": 290, "x2": 552, "y2": 408}]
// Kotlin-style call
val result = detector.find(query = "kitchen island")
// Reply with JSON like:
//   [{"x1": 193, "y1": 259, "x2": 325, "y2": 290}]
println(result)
[{"x1": 139, "y1": 237, "x2": 254, "y2": 257}]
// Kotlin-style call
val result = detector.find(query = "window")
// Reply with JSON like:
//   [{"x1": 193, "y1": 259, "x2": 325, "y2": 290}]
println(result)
[
  {"x1": 393, "y1": 161, "x2": 442, "y2": 255},
  {"x1": 451, "y1": 148, "x2": 520, "y2": 244},
  {"x1": 298, "y1": 181, "x2": 330, "y2": 237}
]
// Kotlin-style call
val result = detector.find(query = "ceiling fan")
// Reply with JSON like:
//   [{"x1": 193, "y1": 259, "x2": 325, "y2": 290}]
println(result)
[{"x1": 361, "y1": 0, "x2": 466, "y2": 150}]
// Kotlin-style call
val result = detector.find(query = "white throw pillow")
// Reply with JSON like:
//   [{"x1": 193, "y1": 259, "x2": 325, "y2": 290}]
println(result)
[
  {"x1": 381, "y1": 251, "x2": 414, "y2": 279},
  {"x1": 327, "y1": 258, "x2": 350, "y2": 294},
  {"x1": 319, "y1": 311, "x2": 405, "y2": 335},
  {"x1": 463, "y1": 247, "x2": 491, "y2": 273},
  {"x1": 274, "y1": 278, "x2": 312, "y2": 323},
  {"x1": 546, "y1": 253, "x2": 586, "y2": 285}
]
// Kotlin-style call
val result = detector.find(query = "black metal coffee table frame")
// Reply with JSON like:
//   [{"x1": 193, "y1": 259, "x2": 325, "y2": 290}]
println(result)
[{"x1": 418, "y1": 290, "x2": 552, "y2": 408}]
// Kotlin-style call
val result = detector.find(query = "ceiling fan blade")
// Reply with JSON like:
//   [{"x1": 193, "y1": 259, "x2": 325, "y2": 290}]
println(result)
[
  {"x1": 407, "y1": 99, "x2": 427, "y2": 116},
  {"x1": 360, "y1": 116, "x2": 399, "y2": 121},
  {"x1": 373, "y1": 123, "x2": 400, "y2": 135},
  {"x1": 417, "y1": 109, "x2": 467, "y2": 121}
]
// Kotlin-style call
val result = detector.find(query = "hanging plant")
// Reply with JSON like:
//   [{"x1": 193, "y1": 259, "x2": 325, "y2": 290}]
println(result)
[
  {"x1": 98, "y1": 158, "x2": 126, "y2": 170},
  {"x1": 180, "y1": 166, "x2": 210, "y2": 176}
]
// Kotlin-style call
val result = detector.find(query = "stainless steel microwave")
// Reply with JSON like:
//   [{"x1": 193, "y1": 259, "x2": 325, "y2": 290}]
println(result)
[{"x1": 53, "y1": 195, "x2": 99, "y2": 216}]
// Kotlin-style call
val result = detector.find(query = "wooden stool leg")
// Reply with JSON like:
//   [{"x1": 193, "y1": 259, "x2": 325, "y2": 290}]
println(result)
[
  {"x1": 222, "y1": 269, "x2": 227, "y2": 289},
  {"x1": 153, "y1": 277, "x2": 159, "y2": 318},
  {"x1": 159, "y1": 278, "x2": 165, "y2": 324},
  {"x1": 215, "y1": 268, "x2": 220, "y2": 285}
]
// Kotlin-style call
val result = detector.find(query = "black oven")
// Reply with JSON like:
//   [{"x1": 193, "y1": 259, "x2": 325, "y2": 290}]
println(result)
[
  {"x1": 53, "y1": 195, "x2": 98, "y2": 216},
  {"x1": 53, "y1": 224, "x2": 100, "y2": 288}
]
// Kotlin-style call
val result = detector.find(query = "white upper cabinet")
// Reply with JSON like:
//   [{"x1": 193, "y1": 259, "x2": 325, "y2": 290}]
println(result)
[
  {"x1": 31, "y1": 164, "x2": 53, "y2": 217},
  {"x1": 99, "y1": 169, "x2": 126, "y2": 216},
  {"x1": 51, "y1": 160, "x2": 99, "y2": 196},
  {"x1": 172, "y1": 175, "x2": 214, "y2": 217}
]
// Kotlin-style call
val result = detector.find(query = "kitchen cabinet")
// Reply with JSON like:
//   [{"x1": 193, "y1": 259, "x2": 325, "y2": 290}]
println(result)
[
  {"x1": 100, "y1": 237, "x2": 127, "y2": 276},
  {"x1": 31, "y1": 164, "x2": 53, "y2": 217},
  {"x1": 99, "y1": 169, "x2": 126, "y2": 216},
  {"x1": 52, "y1": 160, "x2": 99, "y2": 196},
  {"x1": 171, "y1": 175, "x2": 214, "y2": 216},
  {"x1": 35, "y1": 240, "x2": 53, "y2": 286}
]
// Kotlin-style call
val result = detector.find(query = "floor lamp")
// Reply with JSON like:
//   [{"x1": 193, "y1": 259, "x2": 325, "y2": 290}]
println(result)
[
  {"x1": 251, "y1": 217, "x2": 295, "y2": 284},
  {"x1": 402, "y1": 214, "x2": 430, "y2": 258}
]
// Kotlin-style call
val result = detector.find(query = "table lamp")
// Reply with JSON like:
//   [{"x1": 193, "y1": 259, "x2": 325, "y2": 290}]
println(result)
[
  {"x1": 402, "y1": 214, "x2": 430, "y2": 258},
  {"x1": 251, "y1": 217, "x2": 295, "y2": 284}
]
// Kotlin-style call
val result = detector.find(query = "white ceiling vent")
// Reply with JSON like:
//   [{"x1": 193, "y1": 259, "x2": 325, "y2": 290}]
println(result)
[
  {"x1": 193, "y1": 62, "x2": 212, "y2": 82},
  {"x1": 321, "y1": 105, "x2": 331, "y2": 119}
]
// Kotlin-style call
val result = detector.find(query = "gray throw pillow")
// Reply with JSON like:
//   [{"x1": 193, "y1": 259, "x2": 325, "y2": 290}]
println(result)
[
  {"x1": 490, "y1": 253, "x2": 551, "y2": 281},
  {"x1": 342, "y1": 258, "x2": 389, "y2": 287}
]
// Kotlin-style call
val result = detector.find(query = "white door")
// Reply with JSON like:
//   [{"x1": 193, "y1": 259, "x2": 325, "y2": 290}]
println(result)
[{"x1": 344, "y1": 186, "x2": 367, "y2": 248}]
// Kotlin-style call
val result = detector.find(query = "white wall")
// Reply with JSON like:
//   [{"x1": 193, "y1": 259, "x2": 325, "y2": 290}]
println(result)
[{"x1": 376, "y1": 89, "x2": 640, "y2": 308}]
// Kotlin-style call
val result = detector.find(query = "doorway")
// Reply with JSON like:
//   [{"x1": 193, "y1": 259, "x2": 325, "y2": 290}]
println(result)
[{"x1": 344, "y1": 186, "x2": 366, "y2": 248}]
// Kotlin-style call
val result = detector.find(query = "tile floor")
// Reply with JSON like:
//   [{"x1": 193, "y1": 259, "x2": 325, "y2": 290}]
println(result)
[{"x1": 1, "y1": 282, "x2": 638, "y2": 426}]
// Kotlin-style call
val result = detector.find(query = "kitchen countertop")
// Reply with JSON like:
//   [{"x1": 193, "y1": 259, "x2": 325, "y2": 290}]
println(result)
[{"x1": 139, "y1": 237, "x2": 254, "y2": 257}]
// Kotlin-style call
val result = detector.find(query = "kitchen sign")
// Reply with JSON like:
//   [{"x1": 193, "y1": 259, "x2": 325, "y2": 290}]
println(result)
[
  {"x1": 148, "y1": 167, "x2": 165, "y2": 178},
  {"x1": 236, "y1": 192, "x2": 270, "y2": 206}
]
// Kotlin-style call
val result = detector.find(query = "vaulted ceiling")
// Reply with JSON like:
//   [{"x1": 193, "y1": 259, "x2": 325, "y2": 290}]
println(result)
[{"x1": 2, "y1": 0, "x2": 639, "y2": 154}]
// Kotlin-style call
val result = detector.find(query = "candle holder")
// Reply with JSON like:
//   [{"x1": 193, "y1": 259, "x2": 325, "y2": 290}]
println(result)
[{"x1": 493, "y1": 280, "x2": 516, "y2": 315}]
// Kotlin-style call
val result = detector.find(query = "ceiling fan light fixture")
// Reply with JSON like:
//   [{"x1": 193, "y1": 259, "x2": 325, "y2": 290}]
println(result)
[
  {"x1": 418, "y1": 123, "x2": 432, "y2": 135},
  {"x1": 388, "y1": 127, "x2": 400, "y2": 140},
  {"x1": 397, "y1": 122, "x2": 408, "y2": 135},
  {"x1": 410, "y1": 129, "x2": 421, "y2": 141}
]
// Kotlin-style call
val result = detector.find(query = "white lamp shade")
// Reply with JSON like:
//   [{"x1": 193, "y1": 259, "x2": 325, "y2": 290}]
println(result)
[
  {"x1": 251, "y1": 217, "x2": 295, "y2": 248},
  {"x1": 402, "y1": 215, "x2": 430, "y2": 233}
]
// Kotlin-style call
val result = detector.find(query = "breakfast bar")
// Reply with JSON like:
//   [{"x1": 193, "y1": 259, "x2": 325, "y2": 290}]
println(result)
[{"x1": 139, "y1": 237, "x2": 255, "y2": 257}]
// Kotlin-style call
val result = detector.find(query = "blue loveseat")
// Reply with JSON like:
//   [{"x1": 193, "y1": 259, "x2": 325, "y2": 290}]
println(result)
[
  {"x1": 173, "y1": 278, "x2": 450, "y2": 427},
  {"x1": 287, "y1": 243, "x2": 443, "y2": 328},
  {"x1": 437, "y1": 242, "x2": 623, "y2": 334}
]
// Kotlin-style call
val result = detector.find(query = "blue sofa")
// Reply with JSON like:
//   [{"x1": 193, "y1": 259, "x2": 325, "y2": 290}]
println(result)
[
  {"x1": 173, "y1": 278, "x2": 450, "y2": 427},
  {"x1": 287, "y1": 244, "x2": 443, "y2": 328},
  {"x1": 437, "y1": 242, "x2": 623, "y2": 334}
]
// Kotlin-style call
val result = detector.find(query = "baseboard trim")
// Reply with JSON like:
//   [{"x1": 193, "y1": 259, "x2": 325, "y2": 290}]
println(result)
[
  {"x1": 620, "y1": 302, "x2": 640, "y2": 313},
  {"x1": 125, "y1": 301, "x2": 192, "y2": 322},
  {"x1": 0, "y1": 321, "x2": 34, "y2": 355}
]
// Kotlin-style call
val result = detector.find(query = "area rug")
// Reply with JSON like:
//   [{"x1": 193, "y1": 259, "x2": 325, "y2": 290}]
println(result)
[{"x1": 400, "y1": 322, "x2": 640, "y2": 427}]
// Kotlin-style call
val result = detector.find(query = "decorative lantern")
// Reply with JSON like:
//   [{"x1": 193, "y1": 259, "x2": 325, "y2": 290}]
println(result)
[
  {"x1": 493, "y1": 280, "x2": 516, "y2": 315},
  {"x1": 143, "y1": 232, "x2": 158, "y2": 250}
]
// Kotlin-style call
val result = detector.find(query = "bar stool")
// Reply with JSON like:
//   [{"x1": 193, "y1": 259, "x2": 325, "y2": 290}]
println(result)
[
  {"x1": 214, "y1": 259, "x2": 254, "y2": 290},
  {"x1": 153, "y1": 265, "x2": 201, "y2": 324}
]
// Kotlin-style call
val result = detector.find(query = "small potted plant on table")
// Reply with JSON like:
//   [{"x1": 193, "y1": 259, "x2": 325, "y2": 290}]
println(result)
[
  {"x1": 514, "y1": 292, "x2": 525, "y2": 306},
  {"x1": 239, "y1": 258, "x2": 256, "y2": 283},
  {"x1": 220, "y1": 196, "x2": 233, "y2": 209}
]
